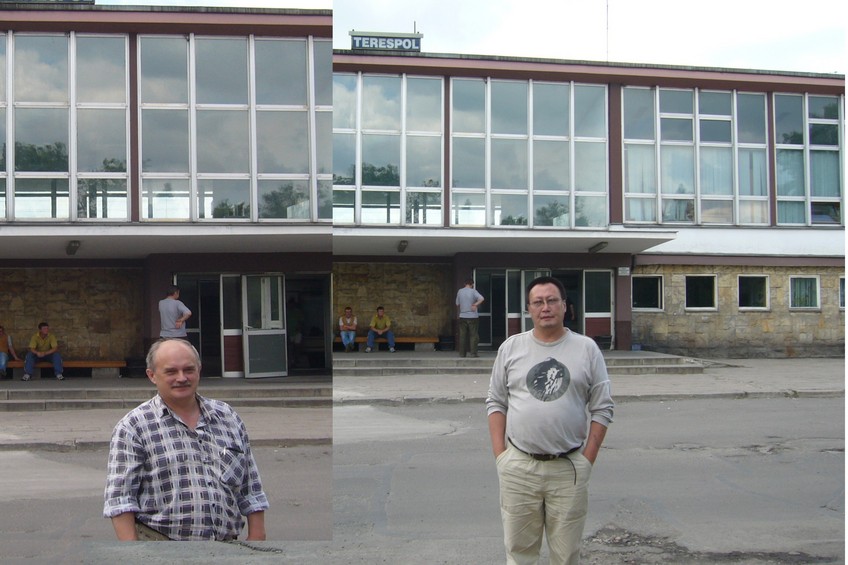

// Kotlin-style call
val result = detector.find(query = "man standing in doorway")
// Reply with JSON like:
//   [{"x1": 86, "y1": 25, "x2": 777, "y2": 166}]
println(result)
[
  {"x1": 159, "y1": 285, "x2": 192, "y2": 338},
  {"x1": 487, "y1": 276, "x2": 614, "y2": 564},
  {"x1": 456, "y1": 278, "x2": 484, "y2": 357}
]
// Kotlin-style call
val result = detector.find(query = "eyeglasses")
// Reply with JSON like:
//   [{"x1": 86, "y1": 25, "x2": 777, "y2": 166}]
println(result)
[{"x1": 528, "y1": 298, "x2": 563, "y2": 309}]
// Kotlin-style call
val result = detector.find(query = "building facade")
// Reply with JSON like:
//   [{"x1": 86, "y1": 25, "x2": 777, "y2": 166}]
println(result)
[
  {"x1": 332, "y1": 46, "x2": 844, "y2": 357},
  {"x1": 1, "y1": 5, "x2": 842, "y2": 365},
  {"x1": 0, "y1": 3, "x2": 333, "y2": 376}
]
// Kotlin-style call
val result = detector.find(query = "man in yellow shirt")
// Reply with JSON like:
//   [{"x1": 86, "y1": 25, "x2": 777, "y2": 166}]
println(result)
[
  {"x1": 23, "y1": 322, "x2": 64, "y2": 381},
  {"x1": 366, "y1": 307, "x2": 395, "y2": 353}
]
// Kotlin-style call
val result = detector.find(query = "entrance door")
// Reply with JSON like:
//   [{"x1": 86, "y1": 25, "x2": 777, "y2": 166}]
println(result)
[
  {"x1": 243, "y1": 275, "x2": 287, "y2": 378},
  {"x1": 173, "y1": 274, "x2": 217, "y2": 377},
  {"x1": 552, "y1": 270, "x2": 582, "y2": 334},
  {"x1": 475, "y1": 270, "x2": 497, "y2": 348},
  {"x1": 583, "y1": 270, "x2": 613, "y2": 343},
  {"x1": 476, "y1": 268, "x2": 550, "y2": 346}
]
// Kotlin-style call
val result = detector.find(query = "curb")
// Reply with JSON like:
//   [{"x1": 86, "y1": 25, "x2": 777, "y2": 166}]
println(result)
[
  {"x1": 0, "y1": 437, "x2": 332, "y2": 452},
  {"x1": 333, "y1": 389, "x2": 845, "y2": 406}
]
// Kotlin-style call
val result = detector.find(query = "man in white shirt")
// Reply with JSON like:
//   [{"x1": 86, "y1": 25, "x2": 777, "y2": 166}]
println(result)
[{"x1": 487, "y1": 276, "x2": 614, "y2": 564}]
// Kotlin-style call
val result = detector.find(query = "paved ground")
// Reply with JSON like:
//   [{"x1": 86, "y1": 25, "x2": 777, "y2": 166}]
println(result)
[
  {"x1": 332, "y1": 352, "x2": 844, "y2": 404},
  {"x1": 0, "y1": 354, "x2": 842, "y2": 450}
]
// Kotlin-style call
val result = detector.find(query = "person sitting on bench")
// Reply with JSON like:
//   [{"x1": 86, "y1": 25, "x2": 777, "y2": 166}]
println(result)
[
  {"x1": 23, "y1": 322, "x2": 64, "y2": 381},
  {"x1": 366, "y1": 306, "x2": 395, "y2": 353}
]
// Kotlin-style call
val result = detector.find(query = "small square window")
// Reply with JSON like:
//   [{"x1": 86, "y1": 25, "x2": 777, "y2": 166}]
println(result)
[
  {"x1": 789, "y1": 276, "x2": 820, "y2": 309},
  {"x1": 685, "y1": 275, "x2": 716, "y2": 309},
  {"x1": 632, "y1": 276, "x2": 663, "y2": 310},
  {"x1": 738, "y1": 276, "x2": 769, "y2": 310}
]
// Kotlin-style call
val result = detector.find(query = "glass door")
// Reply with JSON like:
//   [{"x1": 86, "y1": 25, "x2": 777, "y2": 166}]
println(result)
[
  {"x1": 583, "y1": 270, "x2": 613, "y2": 344},
  {"x1": 242, "y1": 275, "x2": 287, "y2": 378}
]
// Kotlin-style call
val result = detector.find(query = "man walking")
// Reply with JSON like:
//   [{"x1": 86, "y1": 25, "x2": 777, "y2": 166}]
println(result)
[
  {"x1": 456, "y1": 278, "x2": 484, "y2": 357},
  {"x1": 486, "y1": 276, "x2": 614, "y2": 564}
]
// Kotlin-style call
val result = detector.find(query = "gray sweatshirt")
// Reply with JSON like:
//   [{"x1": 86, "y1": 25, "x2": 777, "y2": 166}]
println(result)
[{"x1": 486, "y1": 329, "x2": 614, "y2": 455}]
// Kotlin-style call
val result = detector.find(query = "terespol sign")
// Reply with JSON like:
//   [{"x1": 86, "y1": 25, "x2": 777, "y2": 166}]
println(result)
[{"x1": 350, "y1": 32, "x2": 422, "y2": 52}]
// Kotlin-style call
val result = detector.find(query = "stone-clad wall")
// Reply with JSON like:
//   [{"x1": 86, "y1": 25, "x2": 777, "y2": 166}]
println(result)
[
  {"x1": 0, "y1": 268, "x2": 144, "y2": 359},
  {"x1": 333, "y1": 262, "x2": 454, "y2": 338},
  {"x1": 631, "y1": 265, "x2": 845, "y2": 357}
]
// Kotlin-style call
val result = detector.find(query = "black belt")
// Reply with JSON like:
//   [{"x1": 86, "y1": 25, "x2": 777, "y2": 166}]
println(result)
[{"x1": 509, "y1": 438, "x2": 581, "y2": 461}]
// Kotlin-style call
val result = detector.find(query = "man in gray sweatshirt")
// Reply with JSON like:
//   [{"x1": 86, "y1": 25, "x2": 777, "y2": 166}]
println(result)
[{"x1": 486, "y1": 275, "x2": 614, "y2": 565}]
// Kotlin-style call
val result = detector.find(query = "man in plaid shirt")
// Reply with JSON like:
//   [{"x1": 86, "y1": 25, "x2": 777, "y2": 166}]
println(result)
[{"x1": 104, "y1": 339, "x2": 269, "y2": 541}]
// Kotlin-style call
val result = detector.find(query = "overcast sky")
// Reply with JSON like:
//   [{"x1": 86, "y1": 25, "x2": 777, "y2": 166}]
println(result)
[
  {"x1": 333, "y1": 0, "x2": 845, "y2": 74},
  {"x1": 100, "y1": 0, "x2": 844, "y2": 74}
]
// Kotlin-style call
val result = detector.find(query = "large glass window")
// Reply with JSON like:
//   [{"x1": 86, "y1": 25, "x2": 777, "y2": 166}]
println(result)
[
  {"x1": 7, "y1": 33, "x2": 130, "y2": 220},
  {"x1": 451, "y1": 79, "x2": 607, "y2": 228},
  {"x1": 775, "y1": 94, "x2": 843, "y2": 225},
  {"x1": 138, "y1": 35, "x2": 328, "y2": 222},
  {"x1": 0, "y1": 32, "x2": 321, "y2": 223},
  {"x1": 15, "y1": 35, "x2": 67, "y2": 103},
  {"x1": 13, "y1": 36, "x2": 69, "y2": 220},
  {"x1": 255, "y1": 39, "x2": 306, "y2": 105},
  {"x1": 623, "y1": 87, "x2": 769, "y2": 225},
  {"x1": 332, "y1": 73, "x2": 444, "y2": 225}
]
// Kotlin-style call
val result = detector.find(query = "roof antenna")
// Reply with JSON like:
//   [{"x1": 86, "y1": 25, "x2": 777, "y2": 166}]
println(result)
[
  {"x1": 605, "y1": 0, "x2": 609, "y2": 61},
  {"x1": 414, "y1": 21, "x2": 417, "y2": 34}
]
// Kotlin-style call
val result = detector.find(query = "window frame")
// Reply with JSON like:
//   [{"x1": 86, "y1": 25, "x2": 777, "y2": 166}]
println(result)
[
  {"x1": 139, "y1": 34, "x2": 326, "y2": 223},
  {"x1": 737, "y1": 274, "x2": 770, "y2": 311},
  {"x1": 622, "y1": 87, "x2": 771, "y2": 226},
  {"x1": 788, "y1": 275, "x2": 821, "y2": 310},
  {"x1": 631, "y1": 274, "x2": 664, "y2": 311},
  {"x1": 774, "y1": 92, "x2": 844, "y2": 227},
  {"x1": 4, "y1": 32, "x2": 132, "y2": 222},
  {"x1": 333, "y1": 72, "x2": 445, "y2": 227},
  {"x1": 449, "y1": 78, "x2": 608, "y2": 229},
  {"x1": 684, "y1": 274, "x2": 718, "y2": 311}
]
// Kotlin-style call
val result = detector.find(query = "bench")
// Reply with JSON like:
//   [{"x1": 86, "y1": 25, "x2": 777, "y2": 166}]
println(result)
[
  {"x1": 334, "y1": 336, "x2": 438, "y2": 352},
  {"x1": 5, "y1": 359, "x2": 127, "y2": 379}
]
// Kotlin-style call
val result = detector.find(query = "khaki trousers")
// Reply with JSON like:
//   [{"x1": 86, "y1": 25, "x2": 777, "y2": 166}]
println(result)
[{"x1": 495, "y1": 442, "x2": 592, "y2": 565}]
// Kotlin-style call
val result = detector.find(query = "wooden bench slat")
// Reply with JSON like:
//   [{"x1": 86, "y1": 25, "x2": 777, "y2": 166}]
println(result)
[{"x1": 333, "y1": 336, "x2": 438, "y2": 343}]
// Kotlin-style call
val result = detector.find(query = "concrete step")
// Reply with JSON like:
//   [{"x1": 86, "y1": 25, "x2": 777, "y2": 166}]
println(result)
[
  {"x1": 333, "y1": 352, "x2": 705, "y2": 377},
  {"x1": 333, "y1": 366, "x2": 491, "y2": 377},
  {"x1": 332, "y1": 358, "x2": 493, "y2": 368},
  {"x1": 1, "y1": 385, "x2": 331, "y2": 401}
]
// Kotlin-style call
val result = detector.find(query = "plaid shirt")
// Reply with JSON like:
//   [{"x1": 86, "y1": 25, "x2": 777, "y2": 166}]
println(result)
[{"x1": 103, "y1": 394, "x2": 269, "y2": 540}]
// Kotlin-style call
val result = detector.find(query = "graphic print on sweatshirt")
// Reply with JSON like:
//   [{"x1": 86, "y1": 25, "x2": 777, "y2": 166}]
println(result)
[{"x1": 526, "y1": 357, "x2": 570, "y2": 402}]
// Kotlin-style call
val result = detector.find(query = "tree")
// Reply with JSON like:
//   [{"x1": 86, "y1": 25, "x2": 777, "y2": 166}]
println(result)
[
  {"x1": 258, "y1": 182, "x2": 307, "y2": 219},
  {"x1": 534, "y1": 200, "x2": 568, "y2": 226},
  {"x1": 361, "y1": 162, "x2": 400, "y2": 186},
  {"x1": 15, "y1": 141, "x2": 68, "y2": 172}
]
